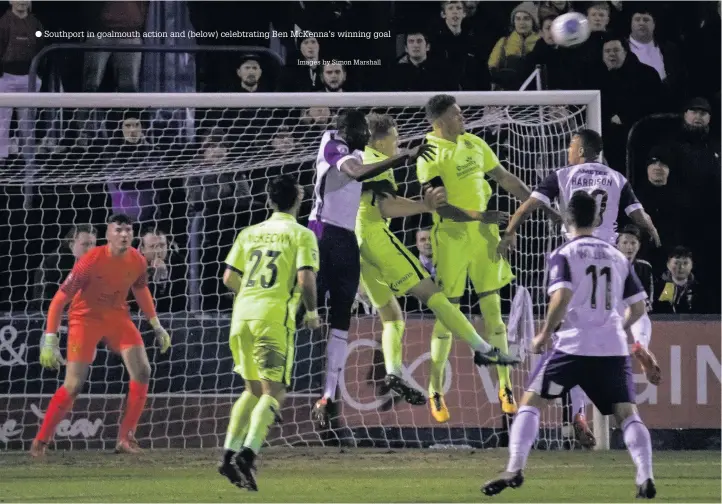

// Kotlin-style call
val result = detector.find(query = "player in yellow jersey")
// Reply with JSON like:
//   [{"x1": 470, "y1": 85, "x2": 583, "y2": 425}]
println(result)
[
  {"x1": 416, "y1": 94, "x2": 558, "y2": 420},
  {"x1": 356, "y1": 113, "x2": 520, "y2": 410},
  {"x1": 218, "y1": 175, "x2": 320, "y2": 492}
]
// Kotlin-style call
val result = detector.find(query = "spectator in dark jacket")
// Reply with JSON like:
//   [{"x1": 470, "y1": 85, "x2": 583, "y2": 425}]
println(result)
[
  {"x1": 31, "y1": 224, "x2": 97, "y2": 312},
  {"x1": 664, "y1": 97, "x2": 721, "y2": 311},
  {"x1": 186, "y1": 128, "x2": 254, "y2": 311},
  {"x1": 137, "y1": 226, "x2": 186, "y2": 312},
  {"x1": 617, "y1": 224, "x2": 655, "y2": 310},
  {"x1": 0, "y1": 0, "x2": 43, "y2": 160},
  {"x1": 391, "y1": 30, "x2": 451, "y2": 91},
  {"x1": 668, "y1": 98, "x2": 721, "y2": 192},
  {"x1": 655, "y1": 246, "x2": 699, "y2": 314},
  {"x1": 234, "y1": 57, "x2": 270, "y2": 93},
  {"x1": 105, "y1": 109, "x2": 157, "y2": 226},
  {"x1": 432, "y1": 1, "x2": 488, "y2": 90},
  {"x1": 634, "y1": 147, "x2": 686, "y2": 265},
  {"x1": 627, "y1": 6, "x2": 686, "y2": 109},
  {"x1": 594, "y1": 34, "x2": 662, "y2": 169},
  {"x1": 572, "y1": 2, "x2": 611, "y2": 79},
  {"x1": 278, "y1": 36, "x2": 322, "y2": 92}
]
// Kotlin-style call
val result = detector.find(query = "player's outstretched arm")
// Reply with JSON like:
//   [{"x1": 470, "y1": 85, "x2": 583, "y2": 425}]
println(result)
[
  {"x1": 340, "y1": 144, "x2": 435, "y2": 182},
  {"x1": 419, "y1": 183, "x2": 509, "y2": 225},
  {"x1": 495, "y1": 197, "x2": 547, "y2": 259},
  {"x1": 377, "y1": 186, "x2": 446, "y2": 219},
  {"x1": 132, "y1": 283, "x2": 171, "y2": 354},
  {"x1": 487, "y1": 166, "x2": 532, "y2": 202}
]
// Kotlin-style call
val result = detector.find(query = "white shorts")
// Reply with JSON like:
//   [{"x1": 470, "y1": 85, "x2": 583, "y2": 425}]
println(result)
[{"x1": 630, "y1": 313, "x2": 652, "y2": 349}]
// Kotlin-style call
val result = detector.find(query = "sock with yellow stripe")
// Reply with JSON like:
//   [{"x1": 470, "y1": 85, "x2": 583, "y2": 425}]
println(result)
[
  {"x1": 429, "y1": 320, "x2": 452, "y2": 396},
  {"x1": 426, "y1": 292, "x2": 492, "y2": 353},
  {"x1": 478, "y1": 293, "x2": 511, "y2": 390},
  {"x1": 243, "y1": 394, "x2": 280, "y2": 454},
  {"x1": 382, "y1": 320, "x2": 405, "y2": 377},
  {"x1": 223, "y1": 391, "x2": 259, "y2": 452}
]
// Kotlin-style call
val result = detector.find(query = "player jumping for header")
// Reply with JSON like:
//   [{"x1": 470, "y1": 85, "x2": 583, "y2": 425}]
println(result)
[
  {"x1": 308, "y1": 109, "x2": 437, "y2": 429},
  {"x1": 482, "y1": 191, "x2": 658, "y2": 499},
  {"x1": 218, "y1": 176, "x2": 320, "y2": 491},
  {"x1": 416, "y1": 94, "x2": 557, "y2": 422},
  {"x1": 356, "y1": 113, "x2": 520, "y2": 406},
  {"x1": 31, "y1": 213, "x2": 171, "y2": 457},
  {"x1": 497, "y1": 129, "x2": 661, "y2": 446}
]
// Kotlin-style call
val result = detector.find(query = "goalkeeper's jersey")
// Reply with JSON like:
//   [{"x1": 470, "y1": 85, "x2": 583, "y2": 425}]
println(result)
[
  {"x1": 356, "y1": 146, "x2": 397, "y2": 232},
  {"x1": 416, "y1": 132, "x2": 499, "y2": 228}
]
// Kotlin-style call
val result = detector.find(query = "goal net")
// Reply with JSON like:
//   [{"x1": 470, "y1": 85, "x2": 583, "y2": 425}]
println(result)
[{"x1": 0, "y1": 91, "x2": 603, "y2": 452}]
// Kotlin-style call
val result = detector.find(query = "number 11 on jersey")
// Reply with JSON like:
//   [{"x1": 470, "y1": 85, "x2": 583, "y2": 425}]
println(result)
[{"x1": 585, "y1": 265, "x2": 611, "y2": 310}]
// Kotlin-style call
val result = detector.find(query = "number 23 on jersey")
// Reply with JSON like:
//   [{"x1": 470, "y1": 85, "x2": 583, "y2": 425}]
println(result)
[{"x1": 245, "y1": 249, "x2": 281, "y2": 289}]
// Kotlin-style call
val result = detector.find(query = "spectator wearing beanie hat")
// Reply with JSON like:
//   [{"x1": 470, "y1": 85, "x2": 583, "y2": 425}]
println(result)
[
  {"x1": 634, "y1": 146, "x2": 685, "y2": 272},
  {"x1": 278, "y1": 35, "x2": 323, "y2": 92},
  {"x1": 488, "y1": 1, "x2": 540, "y2": 90},
  {"x1": 662, "y1": 97, "x2": 721, "y2": 311}
]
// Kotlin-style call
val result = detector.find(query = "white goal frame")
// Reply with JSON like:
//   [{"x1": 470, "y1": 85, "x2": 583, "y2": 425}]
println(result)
[{"x1": 0, "y1": 90, "x2": 609, "y2": 450}]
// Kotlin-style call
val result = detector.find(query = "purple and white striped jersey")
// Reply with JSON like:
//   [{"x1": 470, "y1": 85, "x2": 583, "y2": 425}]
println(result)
[
  {"x1": 547, "y1": 236, "x2": 648, "y2": 356},
  {"x1": 531, "y1": 162, "x2": 643, "y2": 244},
  {"x1": 309, "y1": 130, "x2": 364, "y2": 231}
]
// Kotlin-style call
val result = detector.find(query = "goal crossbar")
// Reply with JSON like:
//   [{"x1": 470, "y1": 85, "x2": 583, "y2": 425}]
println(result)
[{"x1": 0, "y1": 90, "x2": 601, "y2": 110}]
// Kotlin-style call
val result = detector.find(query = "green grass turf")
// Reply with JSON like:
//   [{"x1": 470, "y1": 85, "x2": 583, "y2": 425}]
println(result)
[{"x1": 1, "y1": 448, "x2": 719, "y2": 502}]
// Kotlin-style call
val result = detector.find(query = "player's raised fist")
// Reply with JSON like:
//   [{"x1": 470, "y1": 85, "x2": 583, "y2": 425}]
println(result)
[
  {"x1": 496, "y1": 232, "x2": 516, "y2": 260},
  {"x1": 39, "y1": 333, "x2": 66, "y2": 370},
  {"x1": 423, "y1": 186, "x2": 447, "y2": 210},
  {"x1": 303, "y1": 310, "x2": 321, "y2": 330},
  {"x1": 531, "y1": 332, "x2": 551, "y2": 354},
  {"x1": 406, "y1": 143, "x2": 435, "y2": 163}
]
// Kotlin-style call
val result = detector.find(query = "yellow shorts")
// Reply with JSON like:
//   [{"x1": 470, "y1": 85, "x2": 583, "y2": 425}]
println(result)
[
  {"x1": 357, "y1": 224, "x2": 429, "y2": 308},
  {"x1": 431, "y1": 221, "x2": 514, "y2": 299},
  {"x1": 229, "y1": 319, "x2": 294, "y2": 385}
]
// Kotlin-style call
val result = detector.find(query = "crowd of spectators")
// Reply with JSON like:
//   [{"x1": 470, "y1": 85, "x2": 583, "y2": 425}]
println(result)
[{"x1": 0, "y1": 1, "x2": 719, "y2": 315}]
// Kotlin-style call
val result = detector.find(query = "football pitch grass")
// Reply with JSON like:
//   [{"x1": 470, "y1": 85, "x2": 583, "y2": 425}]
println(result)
[{"x1": 2, "y1": 448, "x2": 720, "y2": 502}]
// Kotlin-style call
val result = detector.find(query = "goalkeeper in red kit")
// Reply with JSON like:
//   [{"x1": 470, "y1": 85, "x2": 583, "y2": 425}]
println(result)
[{"x1": 30, "y1": 214, "x2": 171, "y2": 457}]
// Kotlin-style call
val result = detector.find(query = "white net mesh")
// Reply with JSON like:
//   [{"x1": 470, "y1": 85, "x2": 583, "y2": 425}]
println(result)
[{"x1": 0, "y1": 93, "x2": 593, "y2": 451}]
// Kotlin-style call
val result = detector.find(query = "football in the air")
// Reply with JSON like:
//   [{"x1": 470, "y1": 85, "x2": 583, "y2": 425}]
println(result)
[{"x1": 550, "y1": 12, "x2": 591, "y2": 47}]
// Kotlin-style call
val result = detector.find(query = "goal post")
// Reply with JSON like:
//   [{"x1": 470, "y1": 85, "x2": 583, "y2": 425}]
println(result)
[{"x1": 0, "y1": 90, "x2": 609, "y2": 451}]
